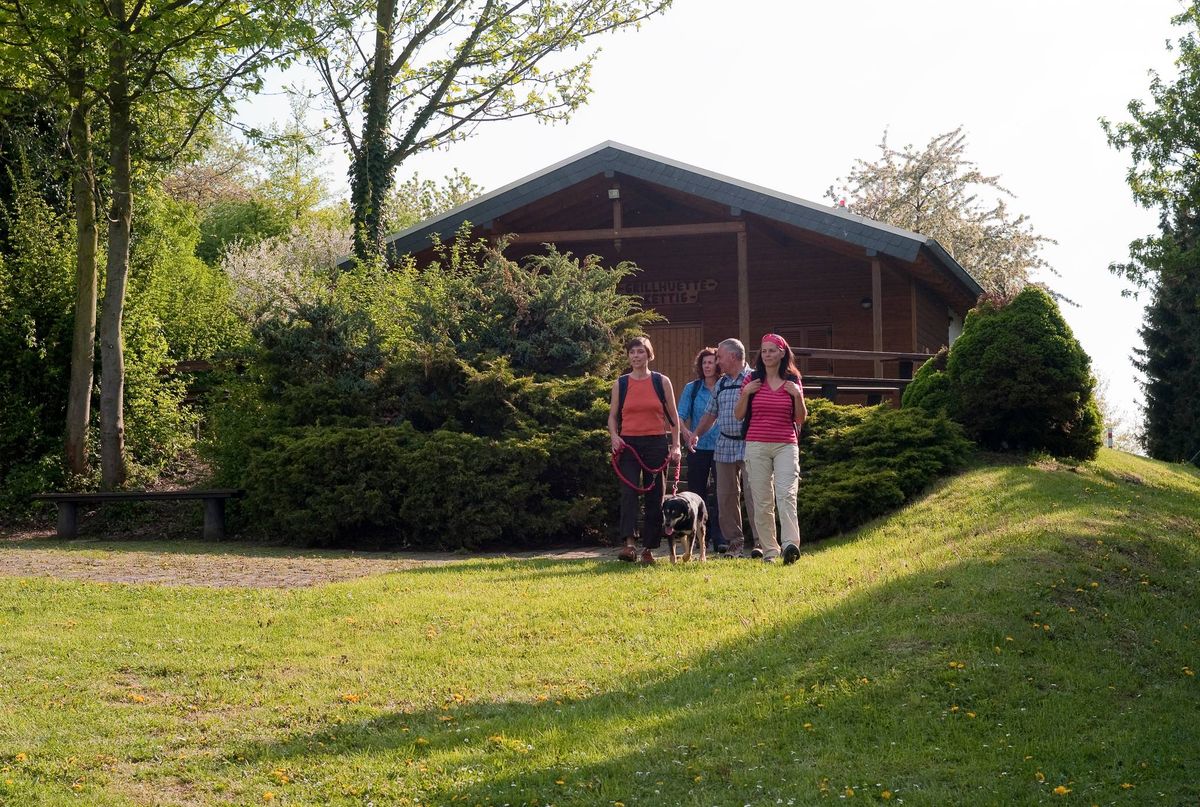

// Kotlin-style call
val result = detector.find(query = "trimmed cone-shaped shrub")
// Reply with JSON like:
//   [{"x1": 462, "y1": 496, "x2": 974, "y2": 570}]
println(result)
[{"x1": 945, "y1": 287, "x2": 1101, "y2": 459}]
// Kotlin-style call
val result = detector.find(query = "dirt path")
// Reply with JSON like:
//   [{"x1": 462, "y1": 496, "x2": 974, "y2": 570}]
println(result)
[{"x1": 0, "y1": 529, "x2": 615, "y2": 589}]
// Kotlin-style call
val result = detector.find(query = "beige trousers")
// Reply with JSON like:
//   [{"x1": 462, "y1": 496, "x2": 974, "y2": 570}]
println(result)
[
  {"x1": 743, "y1": 441, "x2": 801, "y2": 560},
  {"x1": 715, "y1": 459, "x2": 758, "y2": 553}
]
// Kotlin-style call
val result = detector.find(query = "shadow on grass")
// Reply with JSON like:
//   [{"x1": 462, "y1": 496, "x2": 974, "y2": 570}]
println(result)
[{"x1": 221, "y1": 511, "x2": 1200, "y2": 805}]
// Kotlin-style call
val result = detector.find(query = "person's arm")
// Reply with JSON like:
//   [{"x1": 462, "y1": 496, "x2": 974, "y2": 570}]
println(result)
[
  {"x1": 785, "y1": 379, "x2": 808, "y2": 427},
  {"x1": 677, "y1": 380, "x2": 694, "y2": 444},
  {"x1": 662, "y1": 376, "x2": 682, "y2": 460},
  {"x1": 734, "y1": 378, "x2": 761, "y2": 420},
  {"x1": 607, "y1": 380, "x2": 624, "y2": 453}
]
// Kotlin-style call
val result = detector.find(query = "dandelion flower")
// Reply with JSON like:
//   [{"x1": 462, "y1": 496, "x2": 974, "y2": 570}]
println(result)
[
  {"x1": 263, "y1": 792, "x2": 275, "y2": 802},
  {"x1": 881, "y1": 791, "x2": 892, "y2": 800},
  {"x1": 341, "y1": 693, "x2": 360, "y2": 703},
  {"x1": 844, "y1": 786, "x2": 855, "y2": 797},
  {"x1": 1120, "y1": 783, "x2": 1134, "y2": 789},
  {"x1": 1053, "y1": 785, "x2": 1070, "y2": 795},
  {"x1": 1036, "y1": 771, "x2": 1046, "y2": 783},
  {"x1": 15, "y1": 753, "x2": 27, "y2": 763},
  {"x1": 803, "y1": 723, "x2": 814, "y2": 731}
]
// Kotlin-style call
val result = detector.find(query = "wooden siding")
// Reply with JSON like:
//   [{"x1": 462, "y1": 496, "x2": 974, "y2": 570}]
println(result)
[{"x1": 400, "y1": 172, "x2": 962, "y2": 403}]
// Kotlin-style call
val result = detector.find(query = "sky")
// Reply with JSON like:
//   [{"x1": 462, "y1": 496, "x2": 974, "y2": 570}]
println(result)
[{"x1": 243, "y1": 0, "x2": 1187, "y2": 436}]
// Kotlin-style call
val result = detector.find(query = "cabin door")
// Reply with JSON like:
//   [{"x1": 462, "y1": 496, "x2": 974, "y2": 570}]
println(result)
[{"x1": 644, "y1": 324, "x2": 704, "y2": 406}]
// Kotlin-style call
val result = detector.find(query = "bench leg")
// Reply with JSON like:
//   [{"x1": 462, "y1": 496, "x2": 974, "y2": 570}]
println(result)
[
  {"x1": 203, "y1": 498, "x2": 227, "y2": 540},
  {"x1": 57, "y1": 502, "x2": 78, "y2": 539}
]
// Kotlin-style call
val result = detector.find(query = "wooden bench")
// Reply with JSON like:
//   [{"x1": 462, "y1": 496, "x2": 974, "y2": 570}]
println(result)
[{"x1": 32, "y1": 490, "x2": 244, "y2": 540}]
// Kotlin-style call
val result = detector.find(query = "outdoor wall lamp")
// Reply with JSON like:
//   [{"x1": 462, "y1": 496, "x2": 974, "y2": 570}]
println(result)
[{"x1": 860, "y1": 297, "x2": 873, "y2": 310}]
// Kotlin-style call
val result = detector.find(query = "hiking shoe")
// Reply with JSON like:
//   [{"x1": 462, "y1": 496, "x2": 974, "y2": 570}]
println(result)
[
  {"x1": 783, "y1": 544, "x2": 800, "y2": 565},
  {"x1": 715, "y1": 543, "x2": 729, "y2": 554},
  {"x1": 618, "y1": 545, "x2": 637, "y2": 562},
  {"x1": 750, "y1": 548, "x2": 764, "y2": 560},
  {"x1": 640, "y1": 549, "x2": 656, "y2": 565}
]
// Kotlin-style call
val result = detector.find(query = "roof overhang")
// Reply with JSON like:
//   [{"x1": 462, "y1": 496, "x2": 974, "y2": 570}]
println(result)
[{"x1": 358, "y1": 141, "x2": 984, "y2": 300}]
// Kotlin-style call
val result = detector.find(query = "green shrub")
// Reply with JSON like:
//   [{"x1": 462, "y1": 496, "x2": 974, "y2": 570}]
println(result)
[
  {"x1": 197, "y1": 198, "x2": 289, "y2": 265},
  {"x1": 900, "y1": 347, "x2": 951, "y2": 411},
  {"x1": 946, "y1": 287, "x2": 1102, "y2": 459},
  {"x1": 396, "y1": 234, "x2": 659, "y2": 377},
  {"x1": 375, "y1": 356, "x2": 610, "y2": 436},
  {"x1": 237, "y1": 423, "x2": 616, "y2": 549},
  {"x1": 0, "y1": 160, "x2": 75, "y2": 515},
  {"x1": 799, "y1": 399, "x2": 971, "y2": 539}
]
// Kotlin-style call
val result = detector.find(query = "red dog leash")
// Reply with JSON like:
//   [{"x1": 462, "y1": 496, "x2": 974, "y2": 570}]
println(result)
[{"x1": 611, "y1": 443, "x2": 682, "y2": 494}]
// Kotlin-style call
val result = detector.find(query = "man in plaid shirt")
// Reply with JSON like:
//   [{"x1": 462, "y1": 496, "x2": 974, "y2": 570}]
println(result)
[{"x1": 684, "y1": 338, "x2": 760, "y2": 557}]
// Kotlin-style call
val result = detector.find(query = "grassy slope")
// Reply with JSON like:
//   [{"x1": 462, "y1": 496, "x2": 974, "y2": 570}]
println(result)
[{"x1": 0, "y1": 449, "x2": 1197, "y2": 806}]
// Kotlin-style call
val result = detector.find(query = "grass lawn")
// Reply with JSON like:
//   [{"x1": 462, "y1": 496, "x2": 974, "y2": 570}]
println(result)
[{"x1": 1, "y1": 449, "x2": 1198, "y2": 806}]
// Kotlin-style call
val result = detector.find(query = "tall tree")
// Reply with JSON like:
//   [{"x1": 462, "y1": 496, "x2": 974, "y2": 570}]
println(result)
[
  {"x1": 0, "y1": 4, "x2": 102, "y2": 476},
  {"x1": 65, "y1": 0, "x2": 306, "y2": 487},
  {"x1": 1103, "y1": 2, "x2": 1200, "y2": 465},
  {"x1": 828, "y1": 127, "x2": 1057, "y2": 300},
  {"x1": 311, "y1": 0, "x2": 671, "y2": 264}
]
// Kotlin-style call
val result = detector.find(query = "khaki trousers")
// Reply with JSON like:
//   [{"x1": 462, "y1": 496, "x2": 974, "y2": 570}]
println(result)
[
  {"x1": 743, "y1": 440, "x2": 801, "y2": 560},
  {"x1": 715, "y1": 459, "x2": 758, "y2": 553}
]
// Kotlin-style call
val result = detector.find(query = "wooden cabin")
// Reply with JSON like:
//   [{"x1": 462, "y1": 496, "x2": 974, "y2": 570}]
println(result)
[{"x1": 378, "y1": 142, "x2": 983, "y2": 403}]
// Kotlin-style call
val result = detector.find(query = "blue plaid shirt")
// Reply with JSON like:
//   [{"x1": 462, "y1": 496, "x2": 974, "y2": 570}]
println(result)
[{"x1": 704, "y1": 366, "x2": 752, "y2": 462}]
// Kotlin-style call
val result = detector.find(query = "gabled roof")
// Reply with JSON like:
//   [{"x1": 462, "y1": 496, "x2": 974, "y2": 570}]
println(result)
[{"x1": 378, "y1": 141, "x2": 983, "y2": 297}]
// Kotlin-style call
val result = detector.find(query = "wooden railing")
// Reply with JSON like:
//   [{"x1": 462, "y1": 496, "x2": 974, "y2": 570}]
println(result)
[{"x1": 789, "y1": 347, "x2": 936, "y2": 404}]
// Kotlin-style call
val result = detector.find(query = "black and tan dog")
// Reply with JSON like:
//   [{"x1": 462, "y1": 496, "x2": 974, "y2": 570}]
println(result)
[{"x1": 661, "y1": 491, "x2": 708, "y2": 563}]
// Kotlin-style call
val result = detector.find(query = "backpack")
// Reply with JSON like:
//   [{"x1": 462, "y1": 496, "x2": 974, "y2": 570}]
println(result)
[
  {"x1": 684, "y1": 378, "x2": 703, "y2": 423},
  {"x1": 740, "y1": 370, "x2": 800, "y2": 439},
  {"x1": 617, "y1": 371, "x2": 676, "y2": 432}
]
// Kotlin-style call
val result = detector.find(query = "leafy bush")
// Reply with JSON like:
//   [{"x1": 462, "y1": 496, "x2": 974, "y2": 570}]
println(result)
[
  {"x1": 949, "y1": 288, "x2": 1100, "y2": 459},
  {"x1": 236, "y1": 423, "x2": 616, "y2": 549},
  {"x1": 395, "y1": 233, "x2": 659, "y2": 377},
  {"x1": 903, "y1": 288, "x2": 1102, "y2": 460},
  {"x1": 900, "y1": 347, "x2": 951, "y2": 411},
  {"x1": 799, "y1": 399, "x2": 972, "y2": 539},
  {"x1": 0, "y1": 160, "x2": 75, "y2": 515}
]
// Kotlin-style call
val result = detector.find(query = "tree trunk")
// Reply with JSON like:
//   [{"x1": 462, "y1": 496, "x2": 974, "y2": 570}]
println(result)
[
  {"x1": 349, "y1": 0, "x2": 398, "y2": 264},
  {"x1": 64, "y1": 46, "x2": 98, "y2": 477},
  {"x1": 99, "y1": 5, "x2": 132, "y2": 489}
]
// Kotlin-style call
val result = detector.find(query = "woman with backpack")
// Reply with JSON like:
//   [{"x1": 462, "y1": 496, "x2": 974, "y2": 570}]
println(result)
[
  {"x1": 734, "y1": 333, "x2": 808, "y2": 564},
  {"x1": 677, "y1": 346, "x2": 725, "y2": 553},
  {"x1": 607, "y1": 336, "x2": 682, "y2": 564}
]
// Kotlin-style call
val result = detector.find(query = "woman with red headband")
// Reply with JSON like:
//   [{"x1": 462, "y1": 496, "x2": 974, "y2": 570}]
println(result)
[{"x1": 734, "y1": 333, "x2": 807, "y2": 564}]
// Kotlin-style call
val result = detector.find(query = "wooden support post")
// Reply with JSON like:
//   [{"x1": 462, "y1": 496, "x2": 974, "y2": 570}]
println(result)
[
  {"x1": 203, "y1": 497, "x2": 226, "y2": 540},
  {"x1": 872, "y1": 258, "x2": 883, "y2": 378},
  {"x1": 737, "y1": 229, "x2": 749, "y2": 349},
  {"x1": 611, "y1": 184, "x2": 622, "y2": 252},
  {"x1": 910, "y1": 277, "x2": 919, "y2": 352}
]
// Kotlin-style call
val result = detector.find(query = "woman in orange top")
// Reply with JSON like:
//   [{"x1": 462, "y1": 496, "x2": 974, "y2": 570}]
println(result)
[{"x1": 607, "y1": 336, "x2": 682, "y2": 564}]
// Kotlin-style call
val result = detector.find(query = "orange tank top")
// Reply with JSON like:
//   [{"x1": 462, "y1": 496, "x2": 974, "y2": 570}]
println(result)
[{"x1": 620, "y1": 375, "x2": 668, "y2": 436}]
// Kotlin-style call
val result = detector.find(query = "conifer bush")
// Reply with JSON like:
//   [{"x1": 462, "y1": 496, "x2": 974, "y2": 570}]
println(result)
[
  {"x1": 903, "y1": 288, "x2": 1102, "y2": 460},
  {"x1": 799, "y1": 399, "x2": 971, "y2": 539}
]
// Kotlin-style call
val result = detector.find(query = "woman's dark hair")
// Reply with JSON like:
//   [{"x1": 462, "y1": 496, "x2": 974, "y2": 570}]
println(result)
[
  {"x1": 626, "y1": 335, "x2": 654, "y2": 361},
  {"x1": 692, "y1": 346, "x2": 717, "y2": 379},
  {"x1": 753, "y1": 343, "x2": 799, "y2": 381}
]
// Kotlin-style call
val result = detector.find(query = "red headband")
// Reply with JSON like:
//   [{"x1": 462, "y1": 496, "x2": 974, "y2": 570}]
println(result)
[{"x1": 761, "y1": 333, "x2": 790, "y2": 352}]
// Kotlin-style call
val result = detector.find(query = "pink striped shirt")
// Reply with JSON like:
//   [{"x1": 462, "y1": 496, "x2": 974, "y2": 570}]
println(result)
[{"x1": 742, "y1": 377, "x2": 800, "y2": 444}]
